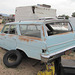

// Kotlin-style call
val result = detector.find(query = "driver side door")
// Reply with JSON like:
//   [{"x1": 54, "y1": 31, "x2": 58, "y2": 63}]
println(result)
[{"x1": 0, "y1": 25, "x2": 10, "y2": 48}]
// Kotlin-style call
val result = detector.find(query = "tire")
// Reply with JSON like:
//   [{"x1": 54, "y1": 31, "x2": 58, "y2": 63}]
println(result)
[
  {"x1": 54, "y1": 57, "x2": 61, "y2": 75},
  {"x1": 3, "y1": 50, "x2": 22, "y2": 68}
]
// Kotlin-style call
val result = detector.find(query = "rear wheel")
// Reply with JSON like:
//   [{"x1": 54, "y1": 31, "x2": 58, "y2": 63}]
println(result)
[{"x1": 3, "y1": 50, "x2": 22, "y2": 68}]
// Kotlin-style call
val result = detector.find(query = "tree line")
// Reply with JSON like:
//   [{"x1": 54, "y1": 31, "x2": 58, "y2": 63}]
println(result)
[{"x1": 58, "y1": 12, "x2": 75, "y2": 19}]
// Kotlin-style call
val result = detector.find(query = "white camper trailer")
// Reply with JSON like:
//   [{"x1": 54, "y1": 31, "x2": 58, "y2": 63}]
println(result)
[{"x1": 15, "y1": 4, "x2": 56, "y2": 21}]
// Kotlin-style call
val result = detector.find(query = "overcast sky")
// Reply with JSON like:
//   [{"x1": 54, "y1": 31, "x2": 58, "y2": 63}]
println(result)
[{"x1": 0, "y1": 0, "x2": 75, "y2": 16}]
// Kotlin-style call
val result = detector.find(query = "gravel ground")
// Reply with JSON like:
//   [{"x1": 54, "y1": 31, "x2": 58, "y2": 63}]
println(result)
[
  {"x1": 0, "y1": 48, "x2": 45, "y2": 75},
  {"x1": 0, "y1": 47, "x2": 75, "y2": 75},
  {"x1": 62, "y1": 52, "x2": 75, "y2": 60}
]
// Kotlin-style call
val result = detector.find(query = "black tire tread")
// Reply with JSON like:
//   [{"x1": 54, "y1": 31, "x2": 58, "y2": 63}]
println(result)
[{"x1": 3, "y1": 50, "x2": 22, "y2": 68}]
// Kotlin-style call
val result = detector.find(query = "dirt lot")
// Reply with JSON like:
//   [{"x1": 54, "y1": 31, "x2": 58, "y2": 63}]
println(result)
[
  {"x1": 0, "y1": 48, "x2": 75, "y2": 75},
  {"x1": 62, "y1": 52, "x2": 75, "y2": 60},
  {"x1": 0, "y1": 48, "x2": 45, "y2": 75}
]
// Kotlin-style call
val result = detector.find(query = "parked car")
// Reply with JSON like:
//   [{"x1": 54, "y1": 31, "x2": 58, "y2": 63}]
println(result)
[{"x1": 0, "y1": 19, "x2": 75, "y2": 67}]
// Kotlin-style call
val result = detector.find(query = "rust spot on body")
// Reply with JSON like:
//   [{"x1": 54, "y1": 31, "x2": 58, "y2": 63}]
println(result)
[
  {"x1": 8, "y1": 34, "x2": 16, "y2": 37},
  {"x1": 55, "y1": 31, "x2": 73, "y2": 36},
  {"x1": 0, "y1": 33, "x2": 6, "y2": 36},
  {"x1": 19, "y1": 36, "x2": 29, "y2": 42},
  {"x1": 19, "y1": 36, "x2": 42, "y2": 42},
  {"x1": 44, "y1": 38, "x2": 46, "y2": 41},
  {"x1": 42, "y1": 26, "x2": 45, "y2": 37}
]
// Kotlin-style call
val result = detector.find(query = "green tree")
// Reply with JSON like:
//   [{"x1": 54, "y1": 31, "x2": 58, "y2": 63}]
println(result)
[
  {"x1": 58, "y1": 14, "x2": 69, "y2": 19},
  {"x1": 65, "y1": 15, "x2": 69, "y2": 19},
  {"x1": 72, "y1": 12, "x2": 75, "y2": 17}
]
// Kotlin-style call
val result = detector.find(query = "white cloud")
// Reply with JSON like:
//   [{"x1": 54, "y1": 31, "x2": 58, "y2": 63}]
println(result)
[{"x1": 0, "y1": 0, "x2": 75, "y2": 16}]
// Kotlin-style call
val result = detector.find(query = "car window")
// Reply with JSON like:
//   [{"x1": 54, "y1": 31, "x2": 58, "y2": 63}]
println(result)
[
  {"x1": 50, "y1": 22, "x2": 71, "y2": 31},
  {"x1": 2, "y1": 25, "x2": 10, "y2": 34},
  {"x1": 45, "y1": 22, "x2": 72, "y2": 36},
  {"x1": 20, "y1": 24, "x2": 41, "y2": 38},
  {"x1": 9, "y1": 25, "x2": 17, "y2": 34}
]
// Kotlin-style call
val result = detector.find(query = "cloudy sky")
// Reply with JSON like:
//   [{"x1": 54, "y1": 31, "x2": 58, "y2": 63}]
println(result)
[{"x1": 0, "y1": 0, "x2": 75, "y2": 16}]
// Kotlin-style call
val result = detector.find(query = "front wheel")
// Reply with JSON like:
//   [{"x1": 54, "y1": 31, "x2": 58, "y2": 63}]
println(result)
[{"x1": 3, "y1": 50, "x2": 22, "y2": 68}]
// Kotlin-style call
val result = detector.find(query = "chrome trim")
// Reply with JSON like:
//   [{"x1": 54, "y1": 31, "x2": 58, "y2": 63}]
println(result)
[{"x1": 41, "y1": 45, "x2": 75, "y2": 58}]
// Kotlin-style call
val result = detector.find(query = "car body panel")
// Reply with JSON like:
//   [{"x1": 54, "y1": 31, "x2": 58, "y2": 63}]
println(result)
[
  {"x1": 41, "y1": 32, "x2": 75, "y2": 58},
  {"x1": 0, "y1": 19, "x2": 75, "y2": 62},
  {"x1": 16, "y1": 35, "x2": 46, "y2": 60}
]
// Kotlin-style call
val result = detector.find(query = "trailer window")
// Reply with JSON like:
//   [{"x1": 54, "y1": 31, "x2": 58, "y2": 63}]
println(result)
[{"x1": 20, "y1": 25, "x2": 41, "y2": 38}]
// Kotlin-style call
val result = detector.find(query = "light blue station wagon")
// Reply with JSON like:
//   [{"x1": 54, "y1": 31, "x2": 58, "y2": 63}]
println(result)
[{"x1": 0, "y1": 19, "x2": 75, "y2": 67}]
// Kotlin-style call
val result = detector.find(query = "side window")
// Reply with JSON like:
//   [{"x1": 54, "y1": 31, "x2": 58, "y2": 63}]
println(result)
[
  {"x1": 2, "y1": 25, "x2": 10, "y2": 34},
  {"x1": 20, "y1": 25, "x2": 41, "y2": 38},
  {"x1": 9, "y1": 25, "x2": 17, "y2": 34}
]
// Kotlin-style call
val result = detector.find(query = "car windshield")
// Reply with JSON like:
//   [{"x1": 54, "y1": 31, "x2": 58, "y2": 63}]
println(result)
[{"x1": 45, "y1": 22, "x2": 72, "y2": 36}]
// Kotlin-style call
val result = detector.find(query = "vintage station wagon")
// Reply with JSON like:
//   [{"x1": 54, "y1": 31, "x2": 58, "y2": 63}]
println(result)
[{"x1": 0, "y1": 19, "x2": 75, "y2": 67}]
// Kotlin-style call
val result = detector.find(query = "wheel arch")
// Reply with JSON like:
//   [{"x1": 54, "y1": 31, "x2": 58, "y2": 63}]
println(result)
[{"x1": 16, "y1": 49, "x2": 28, "y2": 57}]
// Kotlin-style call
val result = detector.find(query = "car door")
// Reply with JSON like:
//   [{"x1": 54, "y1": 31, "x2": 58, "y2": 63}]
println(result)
[
  {"x1": 4, "y1": 25, "x2": 17, "y2": 50},
  {"x1": 16, "y1": 24, "x2": 46, "y2": 60},
  {"x1": 0, "y1": 25, "x2": 10, "y2": 48}
]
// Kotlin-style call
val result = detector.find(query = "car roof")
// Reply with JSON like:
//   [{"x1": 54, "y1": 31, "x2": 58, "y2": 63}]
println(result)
[
  {"x1": 6, "y1": 20, "x2": 43, "y2": 25},
  {"x1": 6, "y1": 19, "x2": 69, "y2": 25},
  {"x1": 44, "y1": 19, "x2": 69, "y2": 24}
]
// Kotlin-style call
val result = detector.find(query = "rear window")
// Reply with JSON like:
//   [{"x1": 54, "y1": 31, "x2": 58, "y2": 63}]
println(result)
[
  {"x1": 45, "y1": 22, "x2": 72, "y2": 36},
  {"x1": 20, "y1": 24, "x2": 41, "y2": 38}
]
